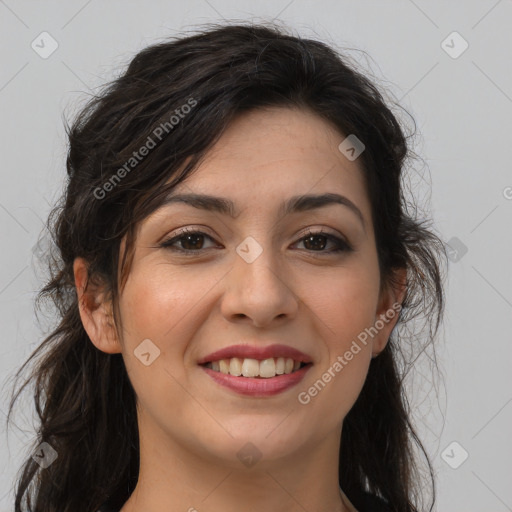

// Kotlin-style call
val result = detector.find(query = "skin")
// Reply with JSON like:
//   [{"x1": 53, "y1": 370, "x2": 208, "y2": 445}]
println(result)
[{"x1": 74, "y1": 106, "x2": 406, "y2": 512}]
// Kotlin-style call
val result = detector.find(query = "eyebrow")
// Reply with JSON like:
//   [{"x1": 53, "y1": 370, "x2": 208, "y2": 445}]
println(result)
[{"x1": 160, "y1": 192, "x2": 365, "y2": 230}]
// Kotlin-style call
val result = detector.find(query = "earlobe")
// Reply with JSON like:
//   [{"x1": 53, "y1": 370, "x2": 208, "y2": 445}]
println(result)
[
  {"x1": 73, "y1": 258, "x2": 122, "y2": 354},
  {"x1": 371, "y1": 267, "x2": 407, "y2": 358}
]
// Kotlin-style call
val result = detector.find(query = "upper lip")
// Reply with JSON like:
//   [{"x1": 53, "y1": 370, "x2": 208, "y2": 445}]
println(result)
[{"x1": 198, "y1": 344, "x2": 313, "y2": 365}]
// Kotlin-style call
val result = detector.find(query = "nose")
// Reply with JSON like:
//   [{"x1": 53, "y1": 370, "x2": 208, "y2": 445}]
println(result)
[{"x1": 220, "y1": 241, "x2": 299, "y2": 328}]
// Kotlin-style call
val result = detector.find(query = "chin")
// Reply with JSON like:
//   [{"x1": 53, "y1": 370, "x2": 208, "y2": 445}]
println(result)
[{"x1": 195, "y1": 420, "x2": 311, "y2": 467}]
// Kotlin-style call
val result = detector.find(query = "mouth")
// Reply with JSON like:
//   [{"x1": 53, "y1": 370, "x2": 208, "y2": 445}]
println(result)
[
  {"x1": 200, "y1": 357, "x2": 312, "y2": 378},
  {"x1": 197, "y1": 343, "x2": 313, "y2": 396},
  {"x1": 199, "y1": 357, "x2": 313, "y2": 397}
]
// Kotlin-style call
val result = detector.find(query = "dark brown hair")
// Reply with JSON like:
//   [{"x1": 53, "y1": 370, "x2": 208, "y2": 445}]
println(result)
[{"x1": 7, "y1": 21, "x2": 447, "y2": 512}]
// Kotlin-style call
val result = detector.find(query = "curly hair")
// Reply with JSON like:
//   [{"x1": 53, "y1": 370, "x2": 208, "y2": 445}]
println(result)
[{"x1": 7, "y1": 21, "x2": 447, "y2": 512}]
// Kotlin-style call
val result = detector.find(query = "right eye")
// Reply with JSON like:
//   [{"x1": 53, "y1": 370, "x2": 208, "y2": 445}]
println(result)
[{"x1": 160, "y1": 228, "x2": 218, "y2": 254}]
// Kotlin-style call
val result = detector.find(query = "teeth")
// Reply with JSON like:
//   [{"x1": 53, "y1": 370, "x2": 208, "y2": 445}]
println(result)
[
  {"x1": 219, "y1": 359, "x2": 230, "y2": 374},
  {"x1": 259, "y1": 358, "x2": 276, "y2": 378},
  {"x1": 229, "y1": 357, "x2": 242, "y2": 376},
  {"x1": 241, "y1": 358, "x2": 260, "y2": 377},
  {"x1": 207, "y1": 357, "x2": 305, "y2": 378}
]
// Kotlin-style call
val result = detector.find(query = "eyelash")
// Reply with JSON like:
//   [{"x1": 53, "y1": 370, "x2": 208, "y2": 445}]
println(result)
[{"x1": 160, "y1": 227, "x2": 353, "y2": 256}]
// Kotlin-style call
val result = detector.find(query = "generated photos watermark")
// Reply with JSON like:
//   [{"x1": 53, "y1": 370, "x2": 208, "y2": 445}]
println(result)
[
  {"x1": 93, "y1": 97, "x2": 197, "y2": 200},
  {"x1": 297, "y1": 301, "x2": 402, "y2": 404}
]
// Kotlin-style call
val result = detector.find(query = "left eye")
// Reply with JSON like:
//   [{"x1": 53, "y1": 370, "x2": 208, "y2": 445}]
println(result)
[
  {"x1": 296, "y1": 230, "x2": 351, "y2": 253},
  {"x1": 160, "y1": 228, "x2": 351, "y2": 254}
]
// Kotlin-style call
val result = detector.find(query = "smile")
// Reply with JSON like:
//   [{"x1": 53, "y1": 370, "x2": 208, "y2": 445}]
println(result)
[
  {"x1": 200, "y1": 359, "x2": 313, "y2": 397},
  {"x1": 201, "y1": 357, "x2": 309, "y2": 378}
]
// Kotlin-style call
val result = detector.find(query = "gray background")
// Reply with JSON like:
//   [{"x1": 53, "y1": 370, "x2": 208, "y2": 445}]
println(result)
[{"x1": 1, "y1": 1, "x2": 511, "y2": 511}]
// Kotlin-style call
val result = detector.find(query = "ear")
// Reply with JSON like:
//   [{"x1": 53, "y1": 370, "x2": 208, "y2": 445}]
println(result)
[
  {"x1": 371, "y1": 267, "x2": 407, "y2": 358},
  {"x1": 73, "y1": 257, "x2": 122, "y2": 354}
]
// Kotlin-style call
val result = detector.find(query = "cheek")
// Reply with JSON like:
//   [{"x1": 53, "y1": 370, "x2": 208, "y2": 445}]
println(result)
[
  {"x1": 119, "y1": 265, "x2": 198, "y2": 340},
  {"x1": 117, "y1": 263, "x2": 224, "y2": 373},
  {"x1": 299, "y1": 279, "x2": 375, "y2": 420},
  {"x1": 316, "y1": 263, "x2": 380, "y2": 340},
  {"x1": 115, "y1": 268, "x2": 202, "y2": 416},
  {"x1": 296, "y1": 331, "x2": 371, "y2": 430},
  {"x1": 304, "y1": 261, "x2": 378, "y2": 405}
]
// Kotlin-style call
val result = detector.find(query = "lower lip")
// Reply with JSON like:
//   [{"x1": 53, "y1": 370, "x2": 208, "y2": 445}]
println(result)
[{"x1": 200, "y1": 364, "x2": 312, "y2": 397}]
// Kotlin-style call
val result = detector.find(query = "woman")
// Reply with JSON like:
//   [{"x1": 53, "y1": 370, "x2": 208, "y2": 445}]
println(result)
[{"x1": 8, "y1": 22, "x2": 447, "y2": 512}]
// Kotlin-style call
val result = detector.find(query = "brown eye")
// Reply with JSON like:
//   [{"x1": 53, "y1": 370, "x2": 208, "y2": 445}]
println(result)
[
  {"x1": 295, "y1": 229, "x2": 352, "y2": 254},
  {"x1": 160, "y1": 228, "x2": 217, "y2": 254},
  {"x1": 160, "y1": 228, "x2": 352, "y2": 256}
]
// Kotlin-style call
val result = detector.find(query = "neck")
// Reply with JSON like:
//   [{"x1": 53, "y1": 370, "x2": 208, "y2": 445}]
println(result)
[{"x1": 120, "y1": 414, "x2": 353, "y2": 512}]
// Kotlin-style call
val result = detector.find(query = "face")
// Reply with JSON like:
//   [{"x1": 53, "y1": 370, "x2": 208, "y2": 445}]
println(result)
[{"x1": 78, "y1": 106, "x2": 403, "y2": 470}]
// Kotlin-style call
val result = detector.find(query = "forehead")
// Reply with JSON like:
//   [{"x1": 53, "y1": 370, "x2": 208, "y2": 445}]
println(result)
[{"x1": 170, "y1": 107, "x2": 371, "y2": 221}]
